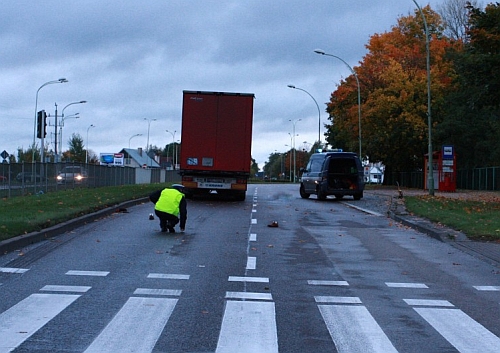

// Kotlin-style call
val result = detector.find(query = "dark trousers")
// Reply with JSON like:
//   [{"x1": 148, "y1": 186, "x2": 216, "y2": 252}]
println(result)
[{"x1": 154, "y1": 210, "x2": 179, "y2": 232}]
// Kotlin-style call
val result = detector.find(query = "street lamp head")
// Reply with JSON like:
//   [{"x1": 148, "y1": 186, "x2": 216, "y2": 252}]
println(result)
[
  {"x1": 59, "y1": 78, "x2": 68, "y2": 83},
  {"x1": 314, "y1": 49, "x2": 325, "y2": 55},
  {"x1": 287, "y1": 84, "x2": 296, "y2": 89},
  {"x1": 80, "y1": 100, "x2": 87, "y2": 104}
]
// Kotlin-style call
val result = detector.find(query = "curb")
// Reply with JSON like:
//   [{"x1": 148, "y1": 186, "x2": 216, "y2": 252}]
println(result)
[{"x1": 0, "y1": 197, "x2": 149, "y2": 255}]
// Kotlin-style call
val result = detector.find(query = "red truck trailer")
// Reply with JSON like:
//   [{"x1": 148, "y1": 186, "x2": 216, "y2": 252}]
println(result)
[{"x1": 179, "y1": 90, "x2": 254, "y2": 201}]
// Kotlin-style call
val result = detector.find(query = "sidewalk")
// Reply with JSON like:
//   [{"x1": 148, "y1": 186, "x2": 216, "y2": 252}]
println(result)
[{"x1": 366, "y1": 188, "x2": 500, "y2": 267}]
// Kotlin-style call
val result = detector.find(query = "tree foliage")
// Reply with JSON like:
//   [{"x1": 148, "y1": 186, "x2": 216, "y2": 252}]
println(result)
[
  {"x1": 436, "y1": 2, "x2": 500, "y2": 168},
  {"x1": 326, "y1": 6, "x2": 457, "y2": 176},
  {"x1": 63, "y1": 133, "x2": 86, "y2": 162}
]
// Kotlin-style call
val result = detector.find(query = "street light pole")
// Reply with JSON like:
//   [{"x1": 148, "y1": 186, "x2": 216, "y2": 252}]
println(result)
[
  {"x1": 287, "y1": 85, "x2": 322, "y2": 146},
  {"x1": 86, "y1": 124, "x2": 95, "y2": 164},
  {"x1": 289, "y1": 119, "x2": 301, "y2": 182},
  {"x1": 59, "y1": 100, "x2": 87, "y2": 162},
  {"x1": 59, "y1": 113, "x2": 79, "y2": 159},
  {"x1": 129, "y1": 133, "x2": 143, "y2": 148},
  {"x1": 32, "y1": 78, "x2": 68, "y2": 163},
  {"x1": 412, "y1": 0, "x2": 434, "y2": 196},
  {"x1": 166, "y1": 130, "x2": 176, "y2": 169},
  {"x1": 314, "y1": 49, "x2": 362, "y2": 159}
]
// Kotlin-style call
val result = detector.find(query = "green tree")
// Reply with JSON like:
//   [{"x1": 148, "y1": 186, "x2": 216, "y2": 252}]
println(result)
[
  {"x1": 436, "y1": 2, "x2": 500, "y2": 168},
  {"x1": 63, "y1": 133, "x2": 85, "y2": 162}
]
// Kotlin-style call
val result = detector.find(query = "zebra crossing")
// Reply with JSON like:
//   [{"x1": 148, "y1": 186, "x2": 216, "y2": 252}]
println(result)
[{"x1": 1, "y1": 266, "x2": 500, "y2": 353}]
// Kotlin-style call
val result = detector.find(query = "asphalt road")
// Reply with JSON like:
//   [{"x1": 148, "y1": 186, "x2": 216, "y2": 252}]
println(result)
[{"x1": 1, "y1": 184, "x2": 499, "y2": 352}]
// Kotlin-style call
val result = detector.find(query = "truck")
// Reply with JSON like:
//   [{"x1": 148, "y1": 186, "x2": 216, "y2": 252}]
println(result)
[{"x1": 179, "y1": 90, "x2": 255, "y2": 201}]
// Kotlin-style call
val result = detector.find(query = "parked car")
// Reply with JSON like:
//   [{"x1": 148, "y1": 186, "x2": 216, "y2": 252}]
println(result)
[
  {"x1": 56, "y1": 166, "x2": 88, "y2": 184},
  {"x1": 0, "y1": 175, "x2": 8, "y2": 182},
  {"x1": 300, "y1": 151, "x2": 365, "y2": 200},
  {"x1": 16, "y1": 172, "x2": 46, "y2": 183}
]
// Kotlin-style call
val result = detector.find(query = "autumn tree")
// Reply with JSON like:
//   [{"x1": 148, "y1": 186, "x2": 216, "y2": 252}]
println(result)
[
  {"x1": 325, "y1": 5, "x2": 457, "y2": 178},
  {"x1": 438, "y1": 0, "x2": 480, "y2": 42}
]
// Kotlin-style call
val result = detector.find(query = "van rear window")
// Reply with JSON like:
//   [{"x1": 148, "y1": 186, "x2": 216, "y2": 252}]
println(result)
[{"x1": 328, "y1": 158, "x2": 358, "y2": 174}]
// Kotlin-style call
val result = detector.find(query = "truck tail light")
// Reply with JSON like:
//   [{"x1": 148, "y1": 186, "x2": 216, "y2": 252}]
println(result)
[{"x1": 182, "y1": 176, "x2": 193, "y2": 182}]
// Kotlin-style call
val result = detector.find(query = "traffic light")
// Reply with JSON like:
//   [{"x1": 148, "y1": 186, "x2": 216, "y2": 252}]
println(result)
[{"x1": 36, "y1": 110, "x2": 47, "y2": 139}]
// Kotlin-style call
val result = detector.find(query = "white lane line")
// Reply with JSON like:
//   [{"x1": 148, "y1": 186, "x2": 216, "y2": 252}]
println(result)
[
  {"x1": 66, "y1": 270, "x2": 109, "y2": 277},
  {"x1": 216, "y1": 301, "x2": 278, "y2": 353},
  {"x1": 40, "y1": 285, "x2": 91, "y2": 293},
  {"x1": 147, "y1": 273, "x2": 190, "y2": 280},
  {"x1": 318, "y1": 305, "x2": 398, "y2": 353},
  {"x1": 252, "y1": 209, "x2": 257, "y2": 213},
  {"x1": 133, "y1": 288, "x2": 182, "y2": 296},
  {"x1": 246, "y1": 257, "x2": 256, "y2": 270},
  {"x1": 308, "y1": 280, "x2": 349, "y2": 286},
  {"x1": 386, "y1": 282, "x2": 428, "y2": 289},
  {"x1": 315, "y1": 296, "x2": 362, "y2": 304},
  {"x1": 249, "y1": 233, "x2": 257, "y2": 242},
  {"x1": 0, "y1": 293, "x2": 80, "y2": 352},
  {"x1": 84, "y1": 297, "x2": 178, "y2": 353},
  {"x1": 474, "y1": 286, "x2": 500, "y2": 291},
  {"x1": 228, "y1": 276, "x2": 269, "y2": 283},
  {"x1": 414, "y1": 307, "x2": 500, "y2": 353},
  {"x1": 0, "y1": 267, "x2": 29, "y2": 274},
  {"x1": 404, "y1": 299, "x2": 454, "y2": 307},
  {"x1": 251, "y1": 218, "x2": 257, "y2": 224},
  {"x1": 225, "y1": 291, "x2": 273, "y2": 301}
]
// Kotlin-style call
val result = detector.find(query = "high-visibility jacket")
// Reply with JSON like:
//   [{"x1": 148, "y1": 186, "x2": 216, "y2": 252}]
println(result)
[{"x1": 154, "y1": 188, "x2": 184, "y2": 216}]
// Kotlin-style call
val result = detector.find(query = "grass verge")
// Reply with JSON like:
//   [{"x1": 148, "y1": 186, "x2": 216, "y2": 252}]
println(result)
[
  {"x1": 0, "y1": 183, "x2": 168, "y2": 241},
  {"x1": 405, "y1": 195, "x2": 500, "y2": 241}
]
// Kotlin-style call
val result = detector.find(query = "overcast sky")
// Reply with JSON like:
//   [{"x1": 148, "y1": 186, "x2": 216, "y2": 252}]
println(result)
[{"x1": 1, "y1": 0, "x2": 445, "y2": 169}]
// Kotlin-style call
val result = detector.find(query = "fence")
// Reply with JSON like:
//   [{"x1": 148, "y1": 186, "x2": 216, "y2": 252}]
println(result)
[
  {"x1": 0, "y1": 162, "x2": 181, "y2": 198},
  {"x1": 386, "y1": 166, "x2": 500, "y2": 191}
]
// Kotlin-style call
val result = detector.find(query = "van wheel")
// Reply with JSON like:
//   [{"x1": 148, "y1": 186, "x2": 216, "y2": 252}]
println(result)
[
  {"x1": 353, "y1": 192, "x2": 363, "y2": 200},
  {"x1": 300, "y1": 185, "x2": 310, "y2": 199}
]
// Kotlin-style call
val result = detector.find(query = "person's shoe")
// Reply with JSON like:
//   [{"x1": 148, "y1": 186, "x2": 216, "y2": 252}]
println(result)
[
  {"x1": 161, "y1": 227, "x2": 168, "y2": 233},
  {"x1": 168, "y1": 226, "x2": 176, "y2": 233}
]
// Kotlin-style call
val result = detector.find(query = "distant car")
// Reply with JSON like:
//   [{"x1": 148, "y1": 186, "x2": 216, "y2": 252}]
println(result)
[
  {"x1": 0, "y1": 175, "x2": 7, "y2": 182},
  {"x1": 56, "y1": 166, "x2": 88, "y2": 184},
  {"x1": 16, "y1": 172, "x2": 46, "y2": 182}
]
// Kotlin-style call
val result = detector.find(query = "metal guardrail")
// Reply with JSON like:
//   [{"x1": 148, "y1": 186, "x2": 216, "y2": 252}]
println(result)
[{"x1": 0, "y1": 162, "x2": 181, "y2": 198}]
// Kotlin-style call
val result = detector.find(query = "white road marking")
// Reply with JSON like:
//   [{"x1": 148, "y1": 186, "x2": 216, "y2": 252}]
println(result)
[
  {"x1": 249, "y1": 233, "x2": 257, "y2": 241},
  {"x1": 246, "y1": 257, "x2": 256, "y2": 270},
  {"x1": 83, "y1": 297, "x2": 177, "y2": 353},
  {"x1": 147, "y1": 273, "x2": 190, "y2": 280},
  {"x1": 40, "y1": 285, "x2": 91, "y2": 293},
  {"x1": 133, "y1": 288, "x2": 182, "y2": 296},
  {"x1": 386, "y1": 282, "x2": 428, "y2": 288},
  {"x1": 315, "y1": 296, "x2": 362, "y2": 304},
  {"x1": 251, "y1": 218, "x2": 257, "y2": 224},
  {"x1": 66, "y1": 270, "x2": 109, "y2": 277},
  {"x1": 0, "y1": 293, "x2": 80, "y2": 353},
  {"x1": 414, "y1": 307, "x2": 500, "y2": 353},
  {"x1": 474, "y1": 286, "x2": 500, "y2": 291},
  {"x1": 216, "y1": 300, "x2": 278, "y2": 353},
  {"x1": 228, "y1": 276, "x2": 269, "y2": 283},
  {"x1": 318, "y1": 304, "x2": 398, "y2": 353},
  {"x1": 308, "y1": 280, "x2": 349, "y2": 286},
  {"x1": 404, "y1": 299, "x2": 454, "y2": 307},
  {"x1": 225, "y1": 291, "x2": 273, "y2": 301},
  {"x1": 0, "y1": 267, "x2": 29, "y2": 274}
]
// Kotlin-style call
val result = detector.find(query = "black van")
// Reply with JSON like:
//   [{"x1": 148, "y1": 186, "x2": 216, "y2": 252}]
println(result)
[{"x1": 299, "y1": 151, "x2": 364, "y2": 200}]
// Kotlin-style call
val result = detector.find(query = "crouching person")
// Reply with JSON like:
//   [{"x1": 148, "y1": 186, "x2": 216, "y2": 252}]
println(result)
[{"x1": 149, "y1": 184, "x2": 187, "y2": 233}]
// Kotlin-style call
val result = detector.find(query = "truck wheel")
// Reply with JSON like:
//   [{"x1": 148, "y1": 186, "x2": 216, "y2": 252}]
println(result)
[
  {"x1": 234, "y1": 191, "x2": 246, "y2": 201},
  {"x1": 300, "y1": 185, "x2": 310, "y2": 199}
]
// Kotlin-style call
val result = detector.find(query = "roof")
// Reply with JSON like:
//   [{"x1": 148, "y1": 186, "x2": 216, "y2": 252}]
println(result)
[{"x1": 120, "y1": 148, "x2": 160, "y2": 168}]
